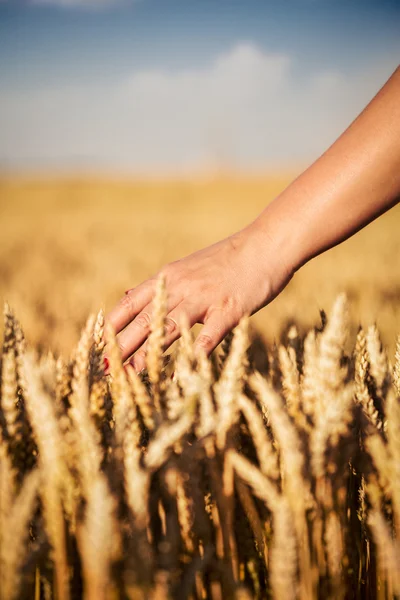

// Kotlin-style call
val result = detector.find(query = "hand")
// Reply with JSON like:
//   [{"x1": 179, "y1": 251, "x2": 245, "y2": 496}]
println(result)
[{"x1": 105, "y1": 222, "x2": 294, "y2": 372}]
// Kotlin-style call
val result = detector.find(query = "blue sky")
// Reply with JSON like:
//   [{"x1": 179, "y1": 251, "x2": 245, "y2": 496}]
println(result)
[{"x1": 0, "y1": 0, "x2": 399, "y2": 173}]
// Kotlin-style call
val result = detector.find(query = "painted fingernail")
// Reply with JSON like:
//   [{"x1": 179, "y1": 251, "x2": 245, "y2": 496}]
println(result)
[
  {"x1": 125, "y1": 288, "x2": 133, "y2": 294},
  {"x1": 104, "y1": 357, "x2": 109, "y2": 373}
]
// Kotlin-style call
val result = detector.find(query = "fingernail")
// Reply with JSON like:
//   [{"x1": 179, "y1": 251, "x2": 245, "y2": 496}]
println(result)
[
  {"x1": 104, "y1": 357, "x2": 109, "y2": 373},
  {"x1": 125, "y1": 289, "x2": 133, "y2": 294}
]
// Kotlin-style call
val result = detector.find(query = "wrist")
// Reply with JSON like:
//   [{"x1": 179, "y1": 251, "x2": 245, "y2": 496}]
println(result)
[
  {"x1": 235, "y1": 212, "x2": 297, "y2": 305},
  {"x1": 246, "y1": 197, "x2": 305, "y2": 283}
]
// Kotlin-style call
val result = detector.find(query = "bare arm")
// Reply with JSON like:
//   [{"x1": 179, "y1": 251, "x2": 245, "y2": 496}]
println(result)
[
  {"x1": 251, "y1": 65, "x2": 400, "y2": 275},
  {"x1": 106, "y1": 66, "x2": 400, "y2": 372}
]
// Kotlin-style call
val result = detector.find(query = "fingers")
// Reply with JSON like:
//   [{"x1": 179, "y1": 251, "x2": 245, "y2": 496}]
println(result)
[
  {"x1": 194, "y1": 308, "x2": 237, "y2": 356},
  {"x1": 116, "y1": 303, "x2": 152, "y2": 362},
  {"x1": 106, "y1": 281, "x2": 155, "y2": 334},
  {"x1": 125, "y1": 305, "x2": 238, "y2": 371},
  {"x1": 127, "y1": 302, "x2": 202, "y2": 371},
  {"x1": 116, "y1": 295, "x2": 196, "y2": 363}
]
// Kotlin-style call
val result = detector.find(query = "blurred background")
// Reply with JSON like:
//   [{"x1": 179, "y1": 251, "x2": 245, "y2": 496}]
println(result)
[{"x1": 0, "y1": 0, "x2": 400, "y2": 355}]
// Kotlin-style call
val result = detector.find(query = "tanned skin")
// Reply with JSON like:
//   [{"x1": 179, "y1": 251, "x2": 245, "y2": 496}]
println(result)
[{"x1": 106, "y1": 66, "x2": 400, "y2": 372}]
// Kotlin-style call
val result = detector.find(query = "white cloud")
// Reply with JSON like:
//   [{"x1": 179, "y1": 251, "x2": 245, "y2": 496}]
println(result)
[{"x1": 0, "y1": 43, "x2": 396, "y2": 173}]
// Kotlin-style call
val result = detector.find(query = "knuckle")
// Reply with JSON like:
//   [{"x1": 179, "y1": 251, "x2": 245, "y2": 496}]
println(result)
[
  {"x1": 118, "y1": 339, "x2": 128, "y2": 354},
  {"x1": 220, "y1": 295, "x2": 242, "y2": 323},
  {"x1": 159, "y1": 264, "x2": 170, "y2": 276},
  {"x1": 160, "y1": 261, "x2": 180, "y2": 284},
  {"x1": 196, "y1": 334, "x2": 214, "y2": 350},
  {"x1": 165, "y1": 317, "x2": 178, "y2": 336},
  {"x1": 134, "y1": 311, "x2": 152, "y2": 331},
  {"x1": 205, "y1": 310, "x2": 225, "y2": 333},
  {"x1": 159, "y1": 264, "x2": 173, "y2": 279},
  {"x1": 120, "y1": 293, "x2": 135, "y2": 314},
  {"x1": 222, "y1": 294, "x2": 239, "y2": 313},
  {"x1": 222, "y1": 294, "x2": 235, "y2": 310}
]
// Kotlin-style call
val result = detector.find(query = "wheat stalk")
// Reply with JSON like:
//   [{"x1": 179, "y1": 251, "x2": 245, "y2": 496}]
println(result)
[
  {"x1": 22, "y1": 351, "x2": 70, "y2": 600},
  {"x1": 215, "y1": 317, "x2": 250, "y2": 449},
  {"x1": 146, "y1": 275, "x2": 167, "y2": 412},
  {"x1": 0, "y1": 464, "x2": 39, "y2": 600},
  {"x1": 1, "y1": 295, "x2": 400, "y2": 599}
]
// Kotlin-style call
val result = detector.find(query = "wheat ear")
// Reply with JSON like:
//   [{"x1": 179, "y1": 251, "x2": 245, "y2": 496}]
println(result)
[
  {"x1": 146, "y1": 275, "x2": 167, "y2": 412},
  {"x1": 279, "y1": 344, "x2": 310, "y2": 433},
  {"x1": 78, "y1": 476, "x2": 120, "y2": 600},
  {"x1": 237, "y1": 393, "x2": 279, "y2": 480},
  {"x1": 215, "y1": 317, "x2": 250, "y2": 449},
  {"x1": 355, "y1": 328, "x2": 381, "y2": 429},
  {"x1": 366, "y1": 325, "x2": 388, "y2": 395},
  {"x1": 0, "y1": 465, "x2": 39, "y2": 600},
  {"x1": 22, "y1": 352, "x2": 70, "y2": 600},
  {"x1": 386, "y1": 388, "x2": 400, "y2": 530},
  {"x1": 89, "y1": 309, "x2": 107, "y2": 425},
  {"x1": 368, "y1": 509, "x2": 400, "y2": 596}
]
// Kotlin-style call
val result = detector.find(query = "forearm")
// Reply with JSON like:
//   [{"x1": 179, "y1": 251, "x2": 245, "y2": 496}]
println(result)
[
  {"x1": 108, "y1": 66, "x2": 400, "y2": 362},
  {"x1": 251, "y1": 66, "x2": 400, "y2": 276}
]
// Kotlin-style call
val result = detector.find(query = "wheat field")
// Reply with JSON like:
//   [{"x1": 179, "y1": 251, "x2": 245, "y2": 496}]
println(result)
[
  {"x1": 1, "y1": 288, "x2": 400, "y2": 599},
  {"x1": 1, "y1": 175, "x2": 400, "y2": 353},
  {"x1": 1, "y1": 176, "x2": 400, "y2": 599}
]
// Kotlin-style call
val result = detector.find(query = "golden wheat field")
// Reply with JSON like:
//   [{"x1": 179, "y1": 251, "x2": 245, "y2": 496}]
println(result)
[
  {"x1": 1, "y1": 175, "x2": 400, "y2": 353},
  {"x1": 1, "y1": 175, "x2": 400, "y2": 600}
]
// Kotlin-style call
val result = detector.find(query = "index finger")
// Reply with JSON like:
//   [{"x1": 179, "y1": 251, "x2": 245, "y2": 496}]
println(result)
[{"x1": 105, "y1": 280, "x2": 155, "y2": 334}]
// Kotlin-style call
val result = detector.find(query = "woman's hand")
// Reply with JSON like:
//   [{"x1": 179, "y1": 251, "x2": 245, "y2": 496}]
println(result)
[
  {"x1": 105, "y1": 222, "x2": 294, "y2": 372},
  {"x1": 106, "y1": 66, "x2": 400, "y2": 373}
]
